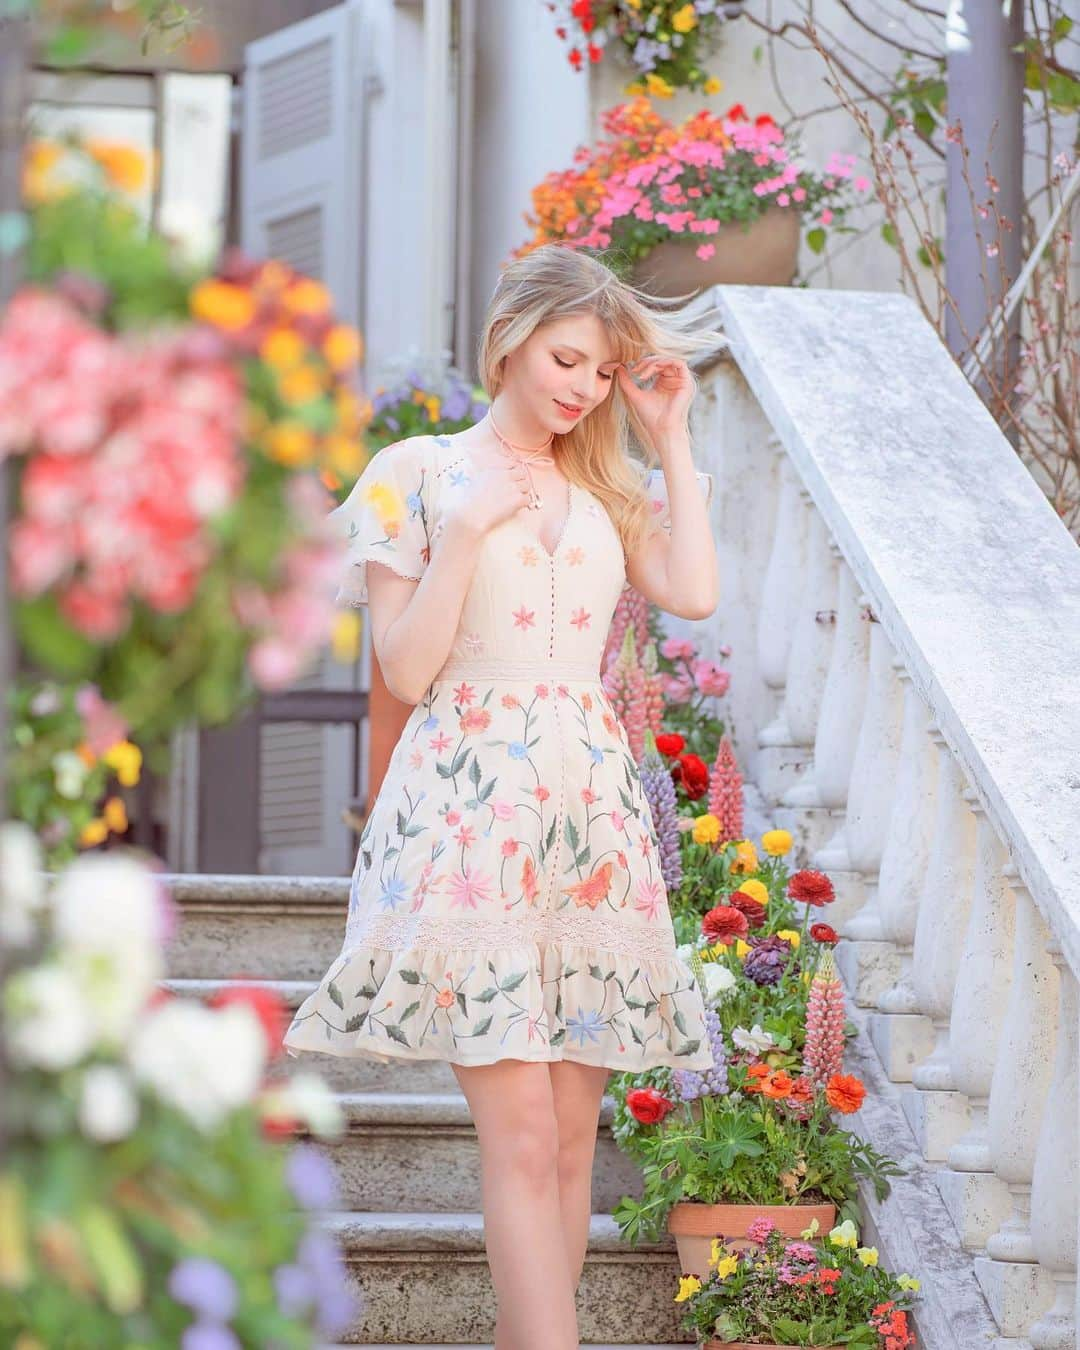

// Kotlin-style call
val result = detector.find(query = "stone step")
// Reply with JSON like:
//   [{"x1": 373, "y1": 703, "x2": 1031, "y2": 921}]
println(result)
[
  {"x1": 325, "y1": 1212, "x2": 694, "y2": 1344},
  {"x1": 310, "y1": 1091, "x2": 643, "y2": 1213},
  {"x1": 163, "y1": 874, "x2": 350, "y2": 981}
]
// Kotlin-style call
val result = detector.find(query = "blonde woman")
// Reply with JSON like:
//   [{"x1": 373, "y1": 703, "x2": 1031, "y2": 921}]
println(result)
[{"x1": 285, "y1": 242, "x2": 725, "y2": 1348}]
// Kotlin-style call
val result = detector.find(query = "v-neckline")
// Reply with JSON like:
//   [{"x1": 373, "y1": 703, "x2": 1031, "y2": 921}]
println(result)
[{"x1": 444, "y1": 443, "x2": 575, "y2": 561}]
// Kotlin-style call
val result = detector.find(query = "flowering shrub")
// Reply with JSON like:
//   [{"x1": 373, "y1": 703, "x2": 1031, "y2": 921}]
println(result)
[
  {"x1": 544, "y1": 0, "x2": 733, "y2": 95},
  {"x1": 5, "y1": 680, "x2": 142, "y2": 865},
  {"x1": 675, "y1": 1215, "x2": 920, "y2": 1347},
  {"x1": 362, "y1": 360, "x2": 489, "y2": 471},
  {"x1": 0, "y1": 821, "x2": 357, "y2": 1346},
  {"x1": 517, "y1": 97, "x2": 869, "y2": 272}
]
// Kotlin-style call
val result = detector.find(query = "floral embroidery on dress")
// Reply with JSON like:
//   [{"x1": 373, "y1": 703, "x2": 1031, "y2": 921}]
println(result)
[{"x1": 282, "y1": 434, "x2": 713, "y2": 1071}]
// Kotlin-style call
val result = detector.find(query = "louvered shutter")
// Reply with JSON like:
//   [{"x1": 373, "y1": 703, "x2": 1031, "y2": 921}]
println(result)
[{"x1": 242, "y1": 3, "x2": 367, "y2": 874}]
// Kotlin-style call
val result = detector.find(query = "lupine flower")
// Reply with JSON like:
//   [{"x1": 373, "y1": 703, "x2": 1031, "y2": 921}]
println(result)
[
  {"x1": 804, "y1": 948, "x2": 845, "y2": 1085},
  {"x1": 641, "y1": 741, "x2": 683, "y2": 894}
]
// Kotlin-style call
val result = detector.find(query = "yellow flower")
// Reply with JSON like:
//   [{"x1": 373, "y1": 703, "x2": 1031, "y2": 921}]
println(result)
[
  {"x1": 266, "y1": 421, "x2": 316, "y2": 467},
  {"x1": 323, "y1": 324, "x2": 363, "y2": 371},
  {"x1": 190, "y1": 279, "x2": 256, "y2": 332},
  {"x1": 331, "y1": 611, "x2": 363, "y2": 664},
  {"x1": 624, "y1": 0, "x2": 641, "y2": 8},
  {"x1": 102, "y1": 740, "x2": 142, "y2": 788},
  {"x1": 425, "y1": 395, "x2": 442, "y2": 422},
  {"x1": 692, "y1": 812, "x2": 721, "y2": 846},
  {"x1": 802, "y1": 969, "x2": 812, "y2": 984},
  {"x1": 335, "y1": 387, "x2": 363, "y2": 433},
  {"x1": 735, "y1": 938, "x2": 751, "y2": 961},
  {"x1": 709, "y1": 1236, "x2": 724, "y2": 1266},
  {"x1": 325, "y1": 433, "x2": 366, "y2": 477},
  {"x1": 672, "y1": 3, "x2": 698, "y2": 33},
  {"x1": 857, "y1": 1246, "x2": 879, "y2": 1266},
  {"x1": 898, "y1": 1274, "x2": 921, "y2": 1291},
  {"x1": 703, "y1": 76, "x2": 723, "y2": 95},
  {"x1": 103, "y1": 796, "x2": 128, "y2": 834},
  {"x1": 364, "y1": 479, "x2": 406, "y2": 531},
  {"x1": 800, "y1": 1217, "x2": 821, "y2": 1240},
  {"x1": 730, "y1": 839, "x2": 758, "y2": 874},
  {"x1": 829, "y1": 1219, "x2": 859, "y2": 1249},
  {"x1": 260, "y1": 327, "x2": 306, "y2": 370},
  {"x1": 22, "y1": 138, "x2": 66, "y2": 203},
  {"x1": 278, "y1": 364, "x2": 325, "y2": 406},
  {"x1": 85, "y1": 139, "x2": 149, "y2": 192},
  {"x1": 761, "y1": 828, "x2": 793, "y2": 856},
  {"x1": 645, "y1": 72, "x2": 675, "y2": 99},
  {"x1": 282, "y1": 278, "x2": 332, "y2": 316},
  {"x1": 777, "y1": 928, "x2": 801, "y2": 950},
  {"x1": 715, "y1": 1254, "x2": 740, "y2": 1280},
  {"x1": 624, "y1": 80, "x2": 646, "y2": 95},
  {"x1": 736, "y1": 878, "x2": 768, "y2": 905},
  {"x1": 80, "y1": 818, "x2": 108, "y2": 848},
  {"x1": 673, "y1": 1274, "x2": 701, "y2": 1302}
]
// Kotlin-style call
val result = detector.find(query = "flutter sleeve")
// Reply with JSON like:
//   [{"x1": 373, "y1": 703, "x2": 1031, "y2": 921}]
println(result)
[
  {"x1": 644, "y1": 466, "x2": 714, "y2": 535},
  {"x1": 329, "y1": 436, "x2": 433, "y2": 608}
]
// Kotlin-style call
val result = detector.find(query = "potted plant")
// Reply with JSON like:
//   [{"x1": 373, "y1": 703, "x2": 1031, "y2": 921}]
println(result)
[
  {"x1": 517, "y1": 98, "x2": 868, "y2": 295},
  {"x1": 674, "y1": 1214, "x2": 920, "y2": 1348},
  {"x1": 543, "y1": 0, "x2": 739, "y2": 96}
]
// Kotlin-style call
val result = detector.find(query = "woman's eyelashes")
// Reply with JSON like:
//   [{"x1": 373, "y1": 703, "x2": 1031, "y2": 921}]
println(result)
[{"x1": 553, "y1": 354, "x2": 614, "y2": 381}]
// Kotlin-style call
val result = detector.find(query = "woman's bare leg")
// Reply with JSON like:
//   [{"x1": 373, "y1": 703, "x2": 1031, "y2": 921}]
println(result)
[
  {"x1": 549, "y1": 1060, "x2": 612, "y2": 1286},
  {"x1": 452, "y1": 1059, "x2": 579, "y2": 1350}
]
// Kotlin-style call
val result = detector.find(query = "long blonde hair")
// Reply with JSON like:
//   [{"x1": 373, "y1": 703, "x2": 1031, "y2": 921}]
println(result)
[{"x1": 476, "y1": 242, "x2": 728, "y2": 557}]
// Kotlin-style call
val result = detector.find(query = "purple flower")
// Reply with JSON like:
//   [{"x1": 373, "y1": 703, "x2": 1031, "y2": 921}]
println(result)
[
  {"x1": 297, "y1": 1228, "x2": 361, "y2": 1336},
  {"x1": 641, "y1": 751, "x2": 682, "y2": 894},
  {"x1": 743, "y1": 934, "x2": 797, "y2": 986},
  {"x1": 286, "y1": 1143, "x2": 339, "y2": 1211},
  {"x1": 274, "y1": 1261, "x2": 315, "y2": 1318},
  {"x1": 441, "y1": 384, "x2": 471, "y2": 420},
  {"x1": 168, "y1": 1258, "x2": 238, "y2": 1322},
  {"x1": 181, "y1": 1325, "x2": 241, "y2": 1350}
]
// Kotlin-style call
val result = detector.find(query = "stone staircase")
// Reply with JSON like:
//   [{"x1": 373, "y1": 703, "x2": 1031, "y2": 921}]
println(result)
[{"x1": 163, "y1": 875, "x2": 695, "y2": 1346}]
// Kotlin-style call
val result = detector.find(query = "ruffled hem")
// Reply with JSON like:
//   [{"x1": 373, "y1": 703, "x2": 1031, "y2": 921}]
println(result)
[{"x1": 282, "y1": 938, "x2": 716, "y2": 1073}]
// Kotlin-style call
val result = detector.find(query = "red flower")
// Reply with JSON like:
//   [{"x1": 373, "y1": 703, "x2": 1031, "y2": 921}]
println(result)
[
  {"x1": 626, "y1": 1087, "x2": 676, "y2": 1125},
  {"x1": 755, "y1": 112, "x2": 777, "y2": 127},
  {"x1": 728, "y1": 890, "x2": 767, "y2": 930},
  {"x1": 787, "y1": 1075, "x2": 815, "y2": 1105},
  {"x1": 702, "y1": 903, "x2": 749, "y2": 946},
  {"x1": 208, "y1": 982, "x2": 289, "y2": 1058},
  {"x1": 725, "y1": 102, "x2": 748, "y2": 122},
  {"x1": 655, "y1": 732, "x2": 685, "y2": 757},
  {"x1": 568, "y1": 47, "x2": 583, "y2": 69},
  {"x1": 825, "y1": 1073, "x2": 866, "y2": 1114},
  {"x1": 810, "y1": 922, "x2": 839, "y2": 944},
  {"x1": 817, "y1": 1266, "x2": 842, "y2": 1294},
  {"x1": 788, "y1": 868, "x2": 836, "y2": 907},
  {"x1": 672, "y1": 752, "x2": 709, "y2": 799}
]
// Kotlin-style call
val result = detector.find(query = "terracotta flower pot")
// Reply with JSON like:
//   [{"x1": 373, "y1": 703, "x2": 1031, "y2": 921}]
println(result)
[
  {"x1": 668, "y1": 1200, "x2": 837, "y2": 1278},
  {"x1": 630, "y1": 205, "x2": 801, "y2": 298}
]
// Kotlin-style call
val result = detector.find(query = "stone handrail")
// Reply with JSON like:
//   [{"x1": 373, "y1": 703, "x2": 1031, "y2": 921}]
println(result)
[{"x1": 678, "y1": 283, "x2": 1080, "y2": 1350}]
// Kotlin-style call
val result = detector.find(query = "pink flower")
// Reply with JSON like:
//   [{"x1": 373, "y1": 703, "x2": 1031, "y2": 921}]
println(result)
[
  {"x1": 692, "y1": 658, "x2": 730, "y2": 699},
  {"x1": 660, "y1": 637, "x2": 696, "y2": 661},
  {"x1": 820, "y1": 208, "x2": 834, "y2": 225},
  {"x1": 747, "y1": 1215, "x2": 778, "y2": 1245},
  {"x1": 695, "y1": 243, "x2": 716, "y2": 260}
]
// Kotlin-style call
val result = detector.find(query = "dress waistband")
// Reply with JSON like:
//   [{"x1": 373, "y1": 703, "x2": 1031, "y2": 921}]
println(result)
[{"x1": 432, "y1": 658, "x2": 602, "y2": 683}]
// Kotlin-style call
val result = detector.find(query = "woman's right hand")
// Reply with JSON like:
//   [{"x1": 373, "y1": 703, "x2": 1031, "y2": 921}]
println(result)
[{"x1": 442, "y1": 459, "x2": 535, "y2": 538}]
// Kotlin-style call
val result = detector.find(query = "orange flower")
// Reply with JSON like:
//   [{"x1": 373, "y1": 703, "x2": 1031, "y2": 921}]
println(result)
[
  {"x1": 85, "y1": 138, "x2": 150, "y2": 192},
  {"x1": 282, "y1": 278, "x2": 332, "y2": 316},
  {"x1": 435, "y1": 986, "x2": 455, "y2": 1009},
  {"x1": 190, "y1": 279, "x2": 256, "y2": 332},
  {"x1": 825, "y1": 1073, "x2": 866, "y2": 1114},
  {"x1": 323, "y1": 324, "x2": 363, "y2": 371},
  {"x1": 743, "y1": 1063, "x2": 770, "y2": 1094},
  {"x1": 761, "y1": 1070, "x2": 794, "y2": 1100}
]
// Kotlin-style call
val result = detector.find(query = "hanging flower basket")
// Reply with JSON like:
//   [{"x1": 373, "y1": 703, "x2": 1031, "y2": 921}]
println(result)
[
  {"x1": 630, "y1": 205, "x2": 801, "y2": 296},
  {"x1": 668, "y1": 1199, "x2": 837, "y2": 1278}
]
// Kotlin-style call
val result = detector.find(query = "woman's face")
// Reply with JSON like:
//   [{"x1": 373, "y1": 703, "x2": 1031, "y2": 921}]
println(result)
[{"x1": 503, "y1": 313, "x2": 622, "y2": 433}]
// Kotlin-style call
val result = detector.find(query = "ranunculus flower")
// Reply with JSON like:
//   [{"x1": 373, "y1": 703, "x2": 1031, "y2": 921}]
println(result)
[
  {"x1": 654, "y1": 732, "x2": 685, "y2": 756},
  {"x1": 761, "y1": 1070, "x2": 794, "y2": 1100},
  {"x1": 788, "y1": 868, "x2": 836, "y2": 907},
  {"x1": 672, "y1": 752, "x2": 709, "y2": 799},
  {"x1": 761, "y1": 828, "x2": 793, "y2": 856},
  {"x1": 810, "y1": 922, "x2": 839, "y2": 944},
  {"x1": 626, "y1": 1086, "x2": 675, "y2": 1125},
  {"x1": 691, "y1": 812, "x2": 720, "y2": 846},
  {"x1": 825, "y1": 1073, "x2": 866, "y2": 1114},
  {"x1": 727, "y1": 890, "x2": 766, "y2": 930},
  {"x1": 701, "y1": 903, "x2": 749, "y2": 946}
]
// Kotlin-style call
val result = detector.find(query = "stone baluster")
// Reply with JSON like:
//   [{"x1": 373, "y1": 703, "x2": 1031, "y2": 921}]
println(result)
[
  {"x1": 938, "y1": 799, "x2": 1015, "y2": 1248},
  {"x1": 832, "y1": 627, "x2": 904, "y2": 1005},
  {"x1": 903, "y1": 733, "x2": 977, "y2": 1160},
  {"x1": 867, "y1": 674, "x2": 939, "y2": 1080},
  {"x1": 974, "y1": 871, "x2": 1058, "y2": 1339},
  {"x1": 756, "y1": 456, "x2": 807, "y2": 698},
  {"x1": 1025, "y1": 944, "x2": 1078, "y2": 1349}
]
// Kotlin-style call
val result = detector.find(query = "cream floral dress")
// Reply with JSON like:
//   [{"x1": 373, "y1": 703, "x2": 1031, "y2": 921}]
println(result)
[{"x1": 283, "y1": 432, "x2": 715, "y2": 1072}]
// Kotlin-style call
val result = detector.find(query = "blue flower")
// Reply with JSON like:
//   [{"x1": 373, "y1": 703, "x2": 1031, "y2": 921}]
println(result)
[
  {"x1": 406, "y1": 491, "x2": 422, "y2": 513},
  {"x1": 168, "y1": 1257, "x2": 238, "y2": 1322},
  {"x1": 378, "y1": 877, "x2": 409, "y2": 911},
  {"x1": 448, "y1": 467, "x2": 472, "y2": 488},
  {"x1": 508, "y1": 741, "x2": 528, "y2": 760},
  {"x1": 589, "y1": 744, "x2": 604, "y2": 765},
  {"x1": 567, "y1": 1008, "x2": 604, "y2": 1047},
  {"x1": 421, "y1": 715, "x2": 440, "y2": 731}
]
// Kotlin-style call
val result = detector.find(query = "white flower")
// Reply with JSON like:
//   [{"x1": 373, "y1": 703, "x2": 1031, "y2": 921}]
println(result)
[
  {"x1": 259, "y1": 1072, "x2": 345, "y2": 1141},
  {"x1": 731, "y1": 1022, "x2": 774, "y2": 1055},
  {"x1": 676, "y1": 942, "x2": 696, "y2": 964},
  {"x1": 128, "y1": 1001, "x2": 267, "y2": 1133},
  {"x1": 0, "y1": 821, "x2": 47, "y2": 948},
  {"x1": 701, "y1": 962, "x2": 736, "y2": 1005},
  {"x1": 78, "y1": 1065, "x2": 139, "y2": 1142},
  {"x1": 4, "y1": 964, "x2": 97, "y2": 1070},
  {"x1": 51, "y1": 854, "x2": 165, "y2": 1045},
  {"x1": 52, "y1": 750, "x2": 90, "y2": 800}
]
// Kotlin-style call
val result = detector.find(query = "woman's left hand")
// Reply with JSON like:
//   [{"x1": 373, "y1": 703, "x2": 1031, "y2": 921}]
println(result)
[{"x1": 616, "y1": 356, "x2": 694, "y2": 450}]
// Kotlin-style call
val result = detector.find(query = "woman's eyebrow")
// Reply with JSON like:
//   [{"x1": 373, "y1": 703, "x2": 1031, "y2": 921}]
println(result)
[{"x1": 560, "y1": 344, "x2": 621, "y2": 367}]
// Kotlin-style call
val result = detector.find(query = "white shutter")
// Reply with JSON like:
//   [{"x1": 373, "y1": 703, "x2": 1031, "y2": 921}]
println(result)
[{"x1": 242, "y1": 3, "x2": 369, "y2": 875}]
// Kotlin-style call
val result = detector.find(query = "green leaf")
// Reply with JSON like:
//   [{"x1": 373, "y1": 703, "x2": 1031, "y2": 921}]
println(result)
[
  {"x1": 327, "y1": 981, "x2": 344, "y2": 1010},
  {"x1": 806, "y1": 226, "x2": 826, "y2": 254}
]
